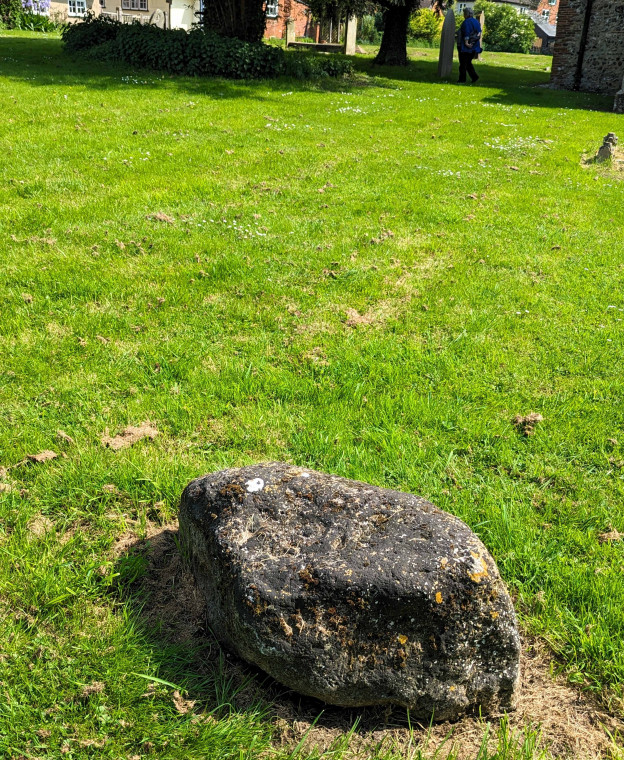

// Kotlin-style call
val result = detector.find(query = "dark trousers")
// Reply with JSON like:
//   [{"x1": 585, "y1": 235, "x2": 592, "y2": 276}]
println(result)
[{"x1": 458, "y1": 52, "x2": 479, "y2": 83}]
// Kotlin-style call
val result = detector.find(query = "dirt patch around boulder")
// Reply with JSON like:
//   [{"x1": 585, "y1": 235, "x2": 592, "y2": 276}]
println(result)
[
  {"x1": 113, "y1": 526, "x2": 623, "y2": 760},
  {"x1": 582, "y1": 146, "x2": 624, "y2": 176}
]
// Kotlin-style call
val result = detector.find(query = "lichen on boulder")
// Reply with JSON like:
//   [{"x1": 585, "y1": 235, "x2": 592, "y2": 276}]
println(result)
[{"x1": 179, "y1": 463, "x2": 520, "y2": 720}]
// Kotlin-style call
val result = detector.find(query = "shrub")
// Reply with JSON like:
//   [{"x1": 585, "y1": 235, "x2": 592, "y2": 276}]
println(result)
[
  {"x1": 62, "y1": 12, "x2": 122, "y2": 52},
  {"x1": 0, "y1": 0, "x2": 24, "y2": 26},
  {"x1": 13, "y1": 11, "x2": 62, "y2": 31},
  {"x1": 198, "y1": 0, "x2": 265, "y2": 43},
  {"x1": 472, "y1": 0, "x2": 536, "y2": 54},
  {"x1": 62, "y1": 16, "x2": 353, "y2": 80},
  {"x1": 357, "y1": 15, "x2": 380, "y2": 44},
  {"x1": 283, "y1": 48, "x2": 352, "y2": 78},
  {"x1": 1, "y1": 0, "x2": 61, "y2": 30},
  {"x1": 409, "y1": 8, "x2": 442, "y2": 44}
]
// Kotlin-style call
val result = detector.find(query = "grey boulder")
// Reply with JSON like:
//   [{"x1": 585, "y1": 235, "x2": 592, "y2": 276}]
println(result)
[{"x1": 179, "y1": 463, "x2": 520, "y2": 720}]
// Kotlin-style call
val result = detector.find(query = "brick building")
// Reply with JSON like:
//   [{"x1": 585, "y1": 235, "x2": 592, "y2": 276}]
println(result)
[
  {"x1": 456, "y1": 0, "x2": 559, "y2": 22},
  {"x1": 550, "y1": 0, "x2": 624, "y2": 98},
  {"x1": 49, "y1": 0, "x2": 199, "y2": 29},
  {"x1": 535, "y1": 0, "x2": 559, "y2": 24},
  {"x1": 264, "y1": 0, "x2": 319, "y2": 40}
]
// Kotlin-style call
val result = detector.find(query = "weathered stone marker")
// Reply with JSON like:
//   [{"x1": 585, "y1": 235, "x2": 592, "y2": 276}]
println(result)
[
  {"x1": 285, "y1": 18, "x2": 295, "y2": 48},
  {"x1": 149, "y1": 8, "x2": 166, "y2": 29},
  {"x1": 179, "y1": 463, "x2": 520, "y2": 720},
  {"x1": 478, "y1": 12, "x2": 485, "y2": 60},
  {"x1": 595, "y1": 132, "x2": 618, "y2": 162},
  {"x1": 344, "y1": 15, "x2": 358, "y2": 56},
  {"x1": 437, "y1": 8, "x2": 456, "y2": 80}
]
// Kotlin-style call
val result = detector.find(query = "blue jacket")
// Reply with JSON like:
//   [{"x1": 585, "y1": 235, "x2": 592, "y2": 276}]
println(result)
[{"x1": 459, "y1": 17, "x2": 482, "y2": 54}]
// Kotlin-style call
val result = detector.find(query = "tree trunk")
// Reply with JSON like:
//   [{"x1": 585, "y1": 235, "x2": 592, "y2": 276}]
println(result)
[
  {"x1": 201, "y1": 0, "x2": 266, "y2": 42},
  {"x1": 374, "y1": 4, "x2": 412, "y2": 66}
]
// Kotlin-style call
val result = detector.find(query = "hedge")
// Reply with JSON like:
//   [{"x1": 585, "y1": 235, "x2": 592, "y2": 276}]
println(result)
[{"x1": 62, "y1": 15, "x2": 354, "y2": 79}]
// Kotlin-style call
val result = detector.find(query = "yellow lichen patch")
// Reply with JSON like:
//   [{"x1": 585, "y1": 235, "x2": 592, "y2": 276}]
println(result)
[
  {"x1": 398, "y1": 634, "x2": 408, "y2": 645},
  {"x1": 279, "y1": 617, "x2": 293, "y2": 637},
  {"x1": 491, "y1": 610, "x2": 499, "y2": 619},
  {"x1": 439, "y1": 557, "x2": 448, "y2": 569},
  {"x1": 468, "y1": 555, "x2": 489, "y2": 584},
  {"x1": 435, "y1": 591, "x2": 443, "y2": 604}
]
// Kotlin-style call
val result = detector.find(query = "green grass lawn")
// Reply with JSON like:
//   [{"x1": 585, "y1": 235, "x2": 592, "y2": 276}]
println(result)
[{"x1": 1, "y1": 30, "x2": 624, "y2": 758}]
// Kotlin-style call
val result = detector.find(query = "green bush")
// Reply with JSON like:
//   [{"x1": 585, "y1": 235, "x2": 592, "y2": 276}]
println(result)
[
  {"x1": 472, "y1": 0, "x2": 536, "y2": 53},
  {"x1": 0, "y1": 0, "x2": 62, "y2": 30},
  {"x1": 13, "y1": 10, "x2": 62, "y2": 31},
  {"x1": 408, "y1": 8, "x2": 442, "y2": 44},
  {"x1": 199, "y1": 0, "x2": 265, "y2": 43},
  {"x1": 62, "y1": 16, "x2": 353, "y2": 80},
  {"x1": 357, "y1": 14, "x2": 380, "y2": 44},
  {"x1": 61, "y1": 11, "x2": 120, "y2": 51},
  {"x1": 0, "y1": 0, "x2": 23, "y2": 27}
]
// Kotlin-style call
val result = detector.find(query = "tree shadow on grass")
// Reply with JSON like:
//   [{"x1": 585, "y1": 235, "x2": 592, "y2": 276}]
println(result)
[
  {"x1": 112, "y1": 525, "x2": 622, "y2": 758},
  {"x1": 349, "y1": 54, "x2": 613, "y2": 112},
  {"x1": 2, "y1": 33, "x2": 614, "y2": 112}
]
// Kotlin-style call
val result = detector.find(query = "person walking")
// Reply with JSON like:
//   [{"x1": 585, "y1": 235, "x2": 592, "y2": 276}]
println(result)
[{"x1": 457, "y1": 8, "x2": 482, "y2": 84}]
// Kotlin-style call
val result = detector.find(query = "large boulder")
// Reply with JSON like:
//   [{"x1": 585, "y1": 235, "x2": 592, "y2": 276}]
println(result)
[{"x1": 179, "y1": 463, "x2": 520, "y2": 720}]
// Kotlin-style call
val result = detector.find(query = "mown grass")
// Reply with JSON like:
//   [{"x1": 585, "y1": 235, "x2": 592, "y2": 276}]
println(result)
[{"x1": 1, "y1": 30, "x2": 623, "y2": 758}]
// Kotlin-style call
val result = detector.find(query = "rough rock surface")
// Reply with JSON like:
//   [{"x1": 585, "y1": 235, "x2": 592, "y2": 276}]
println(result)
[
  {"x1": 596, "y1": 132, "x2": 618, "y2": 162},
  {"x1": 179, "y1": 463, "x2": 520, "y2": 720}
]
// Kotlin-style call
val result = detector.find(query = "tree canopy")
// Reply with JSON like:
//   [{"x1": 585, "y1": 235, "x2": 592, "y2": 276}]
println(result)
[
  {"x1": 474, "y1": 0, "x2": 537, "y2": 54},
  {"x1": 200, "y1": 0, "x2": 267, "y2": 42}
]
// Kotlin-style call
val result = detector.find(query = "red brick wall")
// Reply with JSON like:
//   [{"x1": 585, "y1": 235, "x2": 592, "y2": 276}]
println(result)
[
  {"x1": 550, "y1": 0, "x2": 582, "y2": 89},
  {"x1": 264, "y1": 0, "x2": 319, "y2": 40},
  {"x1": 551, "y1": 0, "x2": 624, "y2": 94},
  {"x1": 536, "y1": 0, "x2": 559, "y2": 24}
]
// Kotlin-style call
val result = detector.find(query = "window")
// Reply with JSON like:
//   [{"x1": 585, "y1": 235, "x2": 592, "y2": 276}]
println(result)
[
  {"x1": 67, "y1": 0, "x2": 86, "y2": 15},
  {"x1": 122, "y1": 0, "x2": 148, "y2": 10},
  {"x1": 265, "y1": 0, "x2": 278, "y2": 17},
  {"x1": 548, "y1": 0, "x2": 556, "y2": 4},
  {"x1": 541, "y1": 8, "x2": 550, "y2": 18},
  {"x1": 100, "y1": 0, "x2": 105, "y2": 8}
]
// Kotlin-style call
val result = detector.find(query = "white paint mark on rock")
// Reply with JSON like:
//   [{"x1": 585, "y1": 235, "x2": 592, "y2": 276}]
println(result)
[
  {"x1": 246, "y1": 478, "x2": 265, "y2": 493},
  {"x1": 301, "y1": 472, "x2": 310, "y2": 478}
]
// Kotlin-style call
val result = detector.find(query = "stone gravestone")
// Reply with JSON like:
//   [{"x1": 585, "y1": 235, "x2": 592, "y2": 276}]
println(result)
[
  {"x1": 478, "y1": 12, "x2": 485, "y2": 60},
  {"x1": 179, "y1": 463, "x2": 521, "y2": 720},
  {"x1": 344, "y1": 15, "x2": 357, "y2": 56},
  {"x1": 595, "y1": 132, "x2": 618, "y2": 162},
  {"x1": 438, "y1": 8, "x2": 456, "y2": 80},
  {"x1": 149, "y1": 8, "x2": 165, "y2": 28},
  {"x1": 285, "y1": 18, "x2": 295, "y2": 47}
]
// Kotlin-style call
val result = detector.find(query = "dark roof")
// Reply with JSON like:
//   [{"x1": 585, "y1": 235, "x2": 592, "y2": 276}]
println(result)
[{"x1": 533, "y1": 19, "x2": 557, "y2": 37}]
